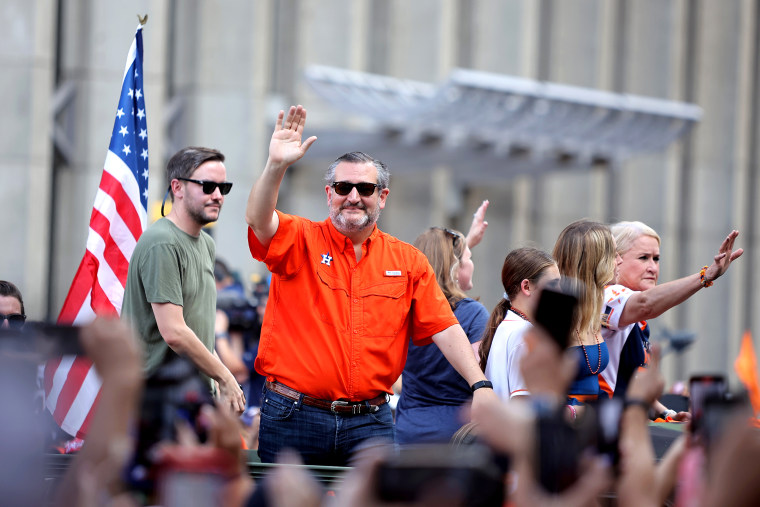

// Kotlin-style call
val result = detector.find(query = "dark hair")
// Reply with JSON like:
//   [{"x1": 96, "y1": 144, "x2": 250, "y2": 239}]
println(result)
[
  {"x1": 0, "y1": 280, "x2": 25, "y2": 316},
  {"x1": 478, "y1": 247, "x2": 555, "y2": 371},
  {"x1": 324, "y1": 152, "x2": 390, "y2": 189},
  {"x1": 166, "y1": 147, "x2": 225, "y2": 201}
]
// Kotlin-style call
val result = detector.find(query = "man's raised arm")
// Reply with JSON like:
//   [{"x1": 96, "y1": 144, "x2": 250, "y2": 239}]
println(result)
[{"x1": 246, "y1": 105, "x2": 317, "y2": 247}]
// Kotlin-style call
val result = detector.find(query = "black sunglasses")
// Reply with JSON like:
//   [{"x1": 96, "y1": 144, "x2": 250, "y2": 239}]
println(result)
[
  {"x1": 178, "y1": 177, "x2": 233, "y2": 195},
  {"x1": 432, "y1": 227, "x2": 462, "y2": 246},
  {"x1": 331, "y1": 181, "x2": 380, "y2": 197},
  {"x1": 0, "y1": 313, "x2": 26, "y2": 329}
]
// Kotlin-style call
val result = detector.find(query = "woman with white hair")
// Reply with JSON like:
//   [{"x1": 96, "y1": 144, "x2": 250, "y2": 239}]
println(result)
[{"x1": 601, "y1": 221, "x2": 742, "y2": 419}]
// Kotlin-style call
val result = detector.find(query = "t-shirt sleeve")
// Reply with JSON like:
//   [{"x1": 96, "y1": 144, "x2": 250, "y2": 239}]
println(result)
[
  {"x1": 601, "y1": 284, "x2": 636, "y2": 330},
  {"x1": 140, "y1": 243, "x2": 184, "y2": 306},
  {"x1": 456, "y1": 299, "x2": 489, "y2": 344}
]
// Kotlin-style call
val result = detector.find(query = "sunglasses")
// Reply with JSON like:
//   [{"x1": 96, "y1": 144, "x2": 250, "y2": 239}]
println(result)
[
  {"x1": 433, "y1": 227, "x2": 463, "y2": 247},
  {"x1": 0, "y1": 313, "x2": 26, "y2": 329},
  {"x1": 178, "y1": 177, "x2": 233, "y2": 195},
  {"x1": 331, "y1": 181, "x2": 380, "y2": 197}
]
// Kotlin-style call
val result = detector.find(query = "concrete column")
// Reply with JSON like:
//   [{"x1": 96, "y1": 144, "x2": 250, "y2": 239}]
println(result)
[{"x1": 0, "y1": 0, "x2": 56, "y2": 319}]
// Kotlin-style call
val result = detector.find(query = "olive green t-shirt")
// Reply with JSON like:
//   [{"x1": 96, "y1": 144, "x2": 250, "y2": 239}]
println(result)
[{"x1": 122, "y1": 218, "x2": 217, "y2": 389}]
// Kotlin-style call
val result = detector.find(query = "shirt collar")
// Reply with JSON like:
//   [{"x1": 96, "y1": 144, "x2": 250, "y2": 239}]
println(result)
[{"x1": 326, "y1": 218, "x2": 379, "y2": 249}]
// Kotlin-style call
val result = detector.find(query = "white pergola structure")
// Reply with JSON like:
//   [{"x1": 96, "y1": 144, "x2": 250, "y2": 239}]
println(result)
[{"x1": 303, "y1": 65, "x2": 702, "y2": 184}]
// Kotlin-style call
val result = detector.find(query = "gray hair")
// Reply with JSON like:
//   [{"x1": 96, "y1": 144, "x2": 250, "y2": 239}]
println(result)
[
  {"x1": 324, "y1": 152, "x2": 390, "y2": 189},
  {"x1": 611, "y1": 220, "x2": 661, "y2": 254}
]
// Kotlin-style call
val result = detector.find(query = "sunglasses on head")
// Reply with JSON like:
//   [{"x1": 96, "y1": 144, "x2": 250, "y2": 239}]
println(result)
[
  {"x1": 432, "y1": 227, "x2": 462, "y2": 246},
  {"x1": 177, "y1": 177, "x2": 233, "y2": 195},
  {"x1": 0, "y1": 313, "x2": 26, "y2": 329},
  {"x1": 331, "y1": 181, "x2": 380, "y2": 197}
]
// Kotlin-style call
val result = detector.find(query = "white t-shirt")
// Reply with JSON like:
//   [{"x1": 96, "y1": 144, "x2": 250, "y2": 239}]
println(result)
[
  {"x1": 485, "y1": 310, "x2": 532, "y2": 400},
  {"x1": 600, "y1": 284, "x2": 637, "y2": 393}
]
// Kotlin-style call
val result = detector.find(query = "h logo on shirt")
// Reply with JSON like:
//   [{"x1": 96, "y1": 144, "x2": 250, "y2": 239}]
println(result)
[{"x1": 320, "y1": 253, "x2": 333, "y2": 266}]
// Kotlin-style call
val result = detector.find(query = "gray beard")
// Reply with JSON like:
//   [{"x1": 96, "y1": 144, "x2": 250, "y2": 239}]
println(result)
[{"x1": 329, "y1": 200, "x2": 380, "y2": 233}]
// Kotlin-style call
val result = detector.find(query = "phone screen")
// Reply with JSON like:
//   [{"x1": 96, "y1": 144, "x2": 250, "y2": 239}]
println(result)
[
  {"x1": 689, "y1": 375, "x2": 727, "y2": 436},
  {"x1": 534, "y1": 287, "x2": 577, "y2": 350},
  {"x1": 375, "y1": 444, "x2": 503, "y2": 506}
]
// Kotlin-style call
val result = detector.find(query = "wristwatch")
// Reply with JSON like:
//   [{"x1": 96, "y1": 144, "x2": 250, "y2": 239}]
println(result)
[{"x1": 471, "y1": 380, "x2": 494, "y2": 393}]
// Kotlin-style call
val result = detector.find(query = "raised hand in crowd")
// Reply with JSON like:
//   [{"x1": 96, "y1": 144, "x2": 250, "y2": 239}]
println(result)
[
  {"x1": 616, "y1": 345, "x2": 664, "y2": 507},
  {"x1": 57, "y1": 317, "x2": 143, "y2": 506},
  {"x1": 465, "y1": 199, "x2": 489, "y2": 249},
  {"x1": 702, "y1": 230, "x2": 743, "y2": 283},
  {"x1": 268, "y1": 105, "x2": 318, "y2": 168},
  {"x1": 520, "y1": 326, "x2": 578, "y2": 403}
]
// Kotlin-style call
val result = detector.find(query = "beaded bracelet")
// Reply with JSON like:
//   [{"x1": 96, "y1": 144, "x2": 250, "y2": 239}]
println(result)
[{"x1": 699, "y1": 265, "x2": 714, "y2": 288}]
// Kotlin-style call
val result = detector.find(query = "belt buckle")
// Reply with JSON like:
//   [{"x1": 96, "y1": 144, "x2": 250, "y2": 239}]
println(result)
[{"x1": 330, "y1": 400, "x2": 350, "y2": 413}]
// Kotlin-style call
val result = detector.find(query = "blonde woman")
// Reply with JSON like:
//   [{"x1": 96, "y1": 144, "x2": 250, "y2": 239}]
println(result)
[
  {"x1": 552, "y1": 220, "x2": 619, "y2": 406},
  {"x1": 395, "y1": 226, "x2": 489, "y2": 444},
  {"x1": 602, "y1": 221, "x2": 741, "y2": 419}
]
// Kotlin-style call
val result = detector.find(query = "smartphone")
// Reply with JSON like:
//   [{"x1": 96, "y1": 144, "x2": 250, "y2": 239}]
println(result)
[
  {"x1": 375, "y1": 444, "x2": 504, "y2": 506},
  {"x1": 534, "y1": 285, "x2": 578, "y2": 350},
  {"x1": 689, "y1": 374, "x2": 727, "y2": 437},
  {"x1": 536, "y1": 407, "x2": 581, "y2": 493},
  {"x1": 702, "y1": 391, "x2": 751, "y2": 449},
  {"x1": 0, "y1": 322, "x2": 84, "y2": 358},
  {"x1": 595, "y1": 397, "x2": 623, "y2": 473}
]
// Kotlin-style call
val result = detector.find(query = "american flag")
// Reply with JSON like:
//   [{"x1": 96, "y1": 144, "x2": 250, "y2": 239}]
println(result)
[{"x1": 44, "y1": 25, "x2": 149, "y2": 439}]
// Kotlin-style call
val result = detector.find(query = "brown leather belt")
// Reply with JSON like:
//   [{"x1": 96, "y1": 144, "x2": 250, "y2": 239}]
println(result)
[{"x1": 264, "y1": 380, "x2": 387, "y2": 415}]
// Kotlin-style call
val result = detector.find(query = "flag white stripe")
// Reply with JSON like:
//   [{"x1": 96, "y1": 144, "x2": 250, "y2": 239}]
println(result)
[
  {"x1": 45, "y1": 355, "x2": 76, "y2": 411},
  {"x1": 60, "y1": 366, "x2": 102, "y2": 435},
  {"x1": 104, "y1": 150, "x2": 146, "y2": 225}
]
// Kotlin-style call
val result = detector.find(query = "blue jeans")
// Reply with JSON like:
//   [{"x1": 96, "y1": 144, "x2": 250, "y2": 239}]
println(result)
[{"x1": 257, "y1": 386, "x2": 395, "y2": 466}]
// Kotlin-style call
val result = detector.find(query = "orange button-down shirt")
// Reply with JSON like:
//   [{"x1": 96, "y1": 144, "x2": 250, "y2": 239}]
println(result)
[{"x1": 248, "y1": 211, "x2": 459, "y2": 401}]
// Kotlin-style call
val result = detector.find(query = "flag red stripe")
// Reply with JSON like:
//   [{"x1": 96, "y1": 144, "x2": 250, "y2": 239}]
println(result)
[
  {"x1": 57, "y1": 253, "x2": 98, "y2": 324},
  {"x1": 43, "y1": 356, "x2": 63, "y2": 395},
  {"x1": 89, "y1": 208, "x2": 130, "y2": 285},
  {"x1": 52, "y1": 357, "x2": 93, "y2": 423},
  {"x1": 76, "y1": 389, "x2": 101, "y2": 440},
  {"x1": 90, "y1": 278, "x2": 119, "y2": 317},
  {"x1": 99, "y1": 170, "x2": 143, "y2": 241}
]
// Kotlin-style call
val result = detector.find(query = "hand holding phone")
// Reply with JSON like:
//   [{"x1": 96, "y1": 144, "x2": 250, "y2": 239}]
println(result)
[{"x1": 689, "y1": 374, "x2": 727, "y2": 437}]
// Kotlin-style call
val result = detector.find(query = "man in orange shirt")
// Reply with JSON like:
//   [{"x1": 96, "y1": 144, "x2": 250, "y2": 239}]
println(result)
[{"x1": 246, "y1": 105, "x2": 497, "y2": 465}]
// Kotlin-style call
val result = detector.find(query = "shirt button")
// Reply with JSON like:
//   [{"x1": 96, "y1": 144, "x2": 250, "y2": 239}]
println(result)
[
  {"x1": 353, "y1": 329, "x2": 358, "y2": 334},
  {"x1": 353, "y1": 299, "x2": 359, "y2": 303}
]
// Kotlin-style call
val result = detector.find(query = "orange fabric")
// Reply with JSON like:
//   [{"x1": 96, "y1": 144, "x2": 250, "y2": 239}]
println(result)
[
  {"x1": 567, "y1": 393, "x2": 598, "y2": 403},
  {"x1": 598, "y1": 375, "x2": 613, "y2": 398},
  {"x1": 248, "y1": 212, "x2": 459, "y2": 401},
  {"x1": 735, "y1": 330, "x2": 760, "y2": 418}
]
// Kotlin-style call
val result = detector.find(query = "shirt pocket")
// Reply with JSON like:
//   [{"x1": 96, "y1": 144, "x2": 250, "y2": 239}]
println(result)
[
  {"x1": 316, "y1": 266, "x2": 350, "y2": 331},
  {"x1": 360, "y1": 279, "x2": 409, "y2": 338}
]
